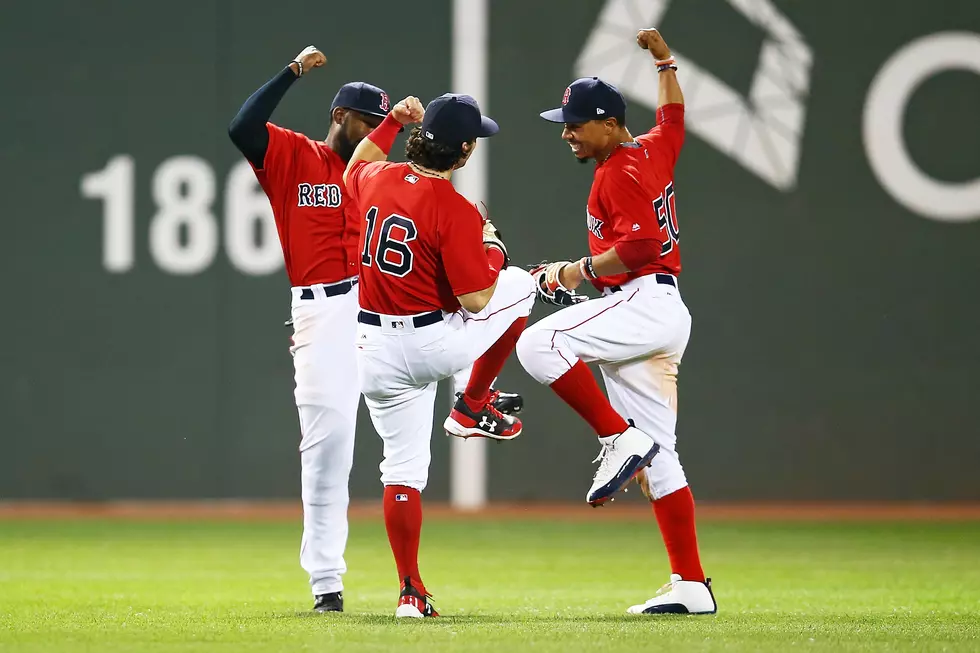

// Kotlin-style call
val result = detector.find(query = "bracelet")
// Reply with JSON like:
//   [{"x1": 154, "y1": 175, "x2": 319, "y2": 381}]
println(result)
[
  {"x1": 654, "y1": 56, "x2": 675, "y2": 66},
  {"x1": 658, "y1": 64, "x2": 678, "y2": 73},
  {"x1": 579, "y1": 256, "x2": 598, "y2": 281},
  {"x1": 293, "y1": 60, "x2": 304, "y2": 77}
]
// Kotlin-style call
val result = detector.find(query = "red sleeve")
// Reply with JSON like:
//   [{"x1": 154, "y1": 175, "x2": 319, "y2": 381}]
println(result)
[
  {"x1": 638, "y1": 103, "x2": 685, "y2": 170},
  {"x1": 438, "y1": 195, "x2": 496, "y2": 297},
  {"x1": 251, "y1": 123, "x2": 306, "y2": 192},
  {"x1": 599, "y1": 166, "x2": 660, "y2": 243},
  {"x1": 614, "y1": 239, "x2": 662, "y2": 270}
]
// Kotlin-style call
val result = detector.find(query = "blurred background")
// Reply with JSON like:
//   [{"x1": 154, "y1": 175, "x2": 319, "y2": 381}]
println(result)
[{"x1": 2, "y1": 0, "x2": 979, "y2": 504}]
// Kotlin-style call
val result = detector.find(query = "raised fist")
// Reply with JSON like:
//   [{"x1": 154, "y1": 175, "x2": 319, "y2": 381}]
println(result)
[
  {"x1": 636, "y1": 28, "x2": 671, "y2": 60},
  {"x1": 392, "y1": 96, "x2": 425, "y2": 125},
  {"x1": 292, "y1": 46, "x2": 326, "y2": 75}
]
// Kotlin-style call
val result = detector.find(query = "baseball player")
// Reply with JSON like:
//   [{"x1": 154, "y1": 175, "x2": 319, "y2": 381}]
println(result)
[
  {"x1": 227, "y1": 46, "x2": 392, "y2": 613},
  {"x1": 343, "y1": 94, "x2": 537, "y2": 617},
  {"x1": 515, "y1": 29, "x2": 716, "y2": 615}
]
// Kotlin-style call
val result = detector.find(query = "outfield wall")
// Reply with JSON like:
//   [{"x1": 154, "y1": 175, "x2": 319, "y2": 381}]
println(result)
[{"x1": 2, "y1": 0, "x2": 978, "y2": 501}]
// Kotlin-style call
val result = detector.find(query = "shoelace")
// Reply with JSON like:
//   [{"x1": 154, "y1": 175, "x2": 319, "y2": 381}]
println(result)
[{"x1": 591, "y1": 440, "x2": 617, "y2": 480}]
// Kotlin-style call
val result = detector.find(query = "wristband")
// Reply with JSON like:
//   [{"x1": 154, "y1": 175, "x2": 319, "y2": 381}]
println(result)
[
  {"x1": 293, "y1": 60, "x2": 303, "y2": 77},
  {"x1": 367, "y1": 113, "x2": 402, "y2": 155},
  {"x1": 579, "y1": 256, "x2": 598, "y2": 281}
]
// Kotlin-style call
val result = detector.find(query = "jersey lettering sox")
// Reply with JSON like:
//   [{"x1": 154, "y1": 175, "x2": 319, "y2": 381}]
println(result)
[
  {"x1": 586, "y1": 103, "x2": 685, "y2": 291},
  {"x1": 346, "y1": 160, "x2": 495, "y2": 315}
]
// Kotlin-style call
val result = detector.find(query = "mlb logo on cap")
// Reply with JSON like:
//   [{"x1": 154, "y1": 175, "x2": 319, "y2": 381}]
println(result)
[{"x1": 395, "y1": 494, "x2": 409, "y2": 502}]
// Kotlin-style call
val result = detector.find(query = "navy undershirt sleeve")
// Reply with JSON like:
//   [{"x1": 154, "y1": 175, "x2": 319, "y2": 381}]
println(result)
[{"x1": 228, "y1": 66, "x2": 298, "y2": 168}]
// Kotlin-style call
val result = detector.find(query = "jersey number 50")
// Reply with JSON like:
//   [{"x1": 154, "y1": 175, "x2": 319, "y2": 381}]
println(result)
[
  {"x1": 361, "y1": 206, "x2": 417, "y2": 277},
  {"x1": 653, "y1": 182, "x2": 680, "y2": 256}
]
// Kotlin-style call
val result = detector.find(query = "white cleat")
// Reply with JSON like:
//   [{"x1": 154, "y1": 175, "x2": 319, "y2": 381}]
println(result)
[
  {"x1": 627, "y1": 574, "x2": 718, "y2": 615},
  {"x1": 586, "y1": 426, "x2": 659, "y2": 506}
]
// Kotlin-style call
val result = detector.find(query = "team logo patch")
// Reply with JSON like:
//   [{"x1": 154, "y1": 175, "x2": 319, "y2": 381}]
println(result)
[
  {"x1": 562, "y1": 86, "x2": 572, "y2": 105},
  {"x1": 395, "y1": 494, "x2": 409, "y2": 502},
  {"x1": 405, "y1": 174, "x2": 419, "y2": 184},
  {"x1": 380, "y1": 91, "x2": 390, "y2": 112}
]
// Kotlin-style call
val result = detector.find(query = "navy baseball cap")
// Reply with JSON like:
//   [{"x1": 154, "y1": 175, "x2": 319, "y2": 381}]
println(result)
[
  {"x1": 540, "y1": 77, "x2": 627, "y2": 124},
  {"x1": 421, "y1": 93, "x2": 499, "y2": 146},
  {"x1": 330, "y1": 82, "x2": 391, "y2": 119}
]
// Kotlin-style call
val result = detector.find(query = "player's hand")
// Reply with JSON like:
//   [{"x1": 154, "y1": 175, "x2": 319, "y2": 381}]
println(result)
[
  {"x1": 392, "y1": 96, "x2": 425, "y2": 125},
  {"x1": 292, "y1": 46, "x2": 326, "y2": 76},
  {"x1": 559, "y1": 260, "x2": 585, "y2": 291},
  {"x1": 636, "y1": 28, "x2": 671, "y2": 60}
]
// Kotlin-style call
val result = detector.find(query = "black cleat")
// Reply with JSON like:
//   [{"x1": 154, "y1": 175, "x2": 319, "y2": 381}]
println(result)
[
  {"x1": 490, "y1": 388, "x2": 524, "y2": 415},
  {"x1": 313, "y1": 591, "x2": 343, "y2": 613}
]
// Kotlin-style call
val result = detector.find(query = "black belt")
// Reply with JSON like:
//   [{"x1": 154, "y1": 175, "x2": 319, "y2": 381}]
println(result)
[
  {"x1": 298, "y1": 278, "x2": 357, "y2": 300},
  {"x1": 608, "y1": 273, "x2": 676, "y2": 293},
  {"x1": 358, "y1": 309, "x2": 443, "y2": 329}
]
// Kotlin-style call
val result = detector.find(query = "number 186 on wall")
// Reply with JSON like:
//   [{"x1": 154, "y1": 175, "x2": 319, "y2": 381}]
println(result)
[{"x1": 81, "y1": 155, "x2": 283, "y2": 276}]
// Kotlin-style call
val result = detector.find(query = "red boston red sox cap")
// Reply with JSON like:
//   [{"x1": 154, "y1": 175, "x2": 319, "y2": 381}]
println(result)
[{"x1": 540, "y1": 77, "x2": 627, "y2": 124}]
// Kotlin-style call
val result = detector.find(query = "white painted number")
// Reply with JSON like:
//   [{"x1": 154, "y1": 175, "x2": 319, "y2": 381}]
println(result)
[
  {"x1": 82, "y1": 155, "x2": 284, "y2": 275},
  {"x1": 224, "y1": 160, "x2": 282, "y2": 275},
  {"x1": 80, "y1": 155, "x2": 135, "y2": 273},
  {"x1": 148, "y1": 156, "x2": 218, "y2": 275}
]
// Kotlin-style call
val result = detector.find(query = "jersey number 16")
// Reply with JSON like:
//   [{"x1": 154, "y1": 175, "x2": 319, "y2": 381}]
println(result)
[{"x1": 360, "y1": 206, "x2": 417, "y2": 277}]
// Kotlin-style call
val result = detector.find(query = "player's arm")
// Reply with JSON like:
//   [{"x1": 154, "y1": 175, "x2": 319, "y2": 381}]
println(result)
[
  {"x1": 637, "y1": 28, "x2": 683, "y2": 108},
  {"x1": 441, "y1": 202, "x2": 501, "y2": 314},
  {"x1": 227, "y1": 46, "x2": 325, "y2": 168},
  {"x1": 559, "y1": 170, "x2": 663, "y2": 289},
  {"x1": 342, "y1": 96, "x2": 423, "y2": 186}
]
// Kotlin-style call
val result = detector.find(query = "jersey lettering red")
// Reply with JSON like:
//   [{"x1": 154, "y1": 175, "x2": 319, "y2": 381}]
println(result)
[
  {"x1": 249, "y1": 123, "x2": 360, "y2": 286},
  {"x1": 586, "y1": 103, "x2": 685, "y2": 291},
  {"x1": 347, "y1": 161, "x2": 495, "y2": 314}
]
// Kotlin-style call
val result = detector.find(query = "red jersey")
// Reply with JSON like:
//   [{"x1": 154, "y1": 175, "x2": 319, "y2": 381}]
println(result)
[
  {"x1": 249, "y1": 123, "x2": 360, "y2": 286},
  {"x1": 346, "y1": 160, "x2": 495, "y2": 315},
  {"x1": 586, "y1": 103, "x2": 685, "y2": 291}
]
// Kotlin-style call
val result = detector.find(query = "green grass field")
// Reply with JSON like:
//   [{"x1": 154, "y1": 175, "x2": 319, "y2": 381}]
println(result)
[{"x1": 1, "y1": 516, "x2": 978, "y2": 652}]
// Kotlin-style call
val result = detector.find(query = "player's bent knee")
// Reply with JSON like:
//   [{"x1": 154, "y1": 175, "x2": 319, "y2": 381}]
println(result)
[
  {"x1": 496, "y1": 267, "x2": 537, "y2": 313},
  {"x1": 516, "y1": 326, "x2": 557, "y2": 384},
  {"x1": 645, "y1": 449, "x2": 688, "y2": 500}
]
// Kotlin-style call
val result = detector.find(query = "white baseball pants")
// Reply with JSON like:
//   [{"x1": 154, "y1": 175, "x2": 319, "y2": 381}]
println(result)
[
  {"x1": 356, "y1": 267, "x2": 537, "y2": 491},
  {"x1": 516, "y1": 274, "x2": 693, "y2": 499},
  {"x1": 289, "y1": 279, "x2": 360, "y2": 596}
]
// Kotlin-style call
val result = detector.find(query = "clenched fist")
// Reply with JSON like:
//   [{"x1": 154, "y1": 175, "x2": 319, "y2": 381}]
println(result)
[
  {"x1": 392, "y1": 96, "x2": 425, "y2": 125},
  {"x1": 636, "y1": 28, "x2": 671, "y2": 60},
  {"x1": 291, "y1": 46, "x2": 326, "y2": 76}
]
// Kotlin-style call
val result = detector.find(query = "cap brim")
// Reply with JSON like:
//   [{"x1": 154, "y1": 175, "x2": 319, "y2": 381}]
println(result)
[
  {"x1": 477, "y1": 115, "x2": 499, "y2": 138},
  {"x1": 539, "y1": 107, "x2": 592, "y2": 124}
]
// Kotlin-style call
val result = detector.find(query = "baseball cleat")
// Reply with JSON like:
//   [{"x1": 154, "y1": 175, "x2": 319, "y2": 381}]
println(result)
[
  {"x1": 444, "y1": 393, "x2": 522, "y2": 441},
  {"x1": 490, "y1": 388, "x2": 523, "y2": 415},
  {"x1": 586, "y1": 426, "x2": 659, "y2": 506},
  {"x1": 312, "y1": 591, "x2": 343, "y2": 613},
  {"x1": 395, "y1": 577, "x2": 439, "y2": 618},
  {"x1": 627, "y1": 574, "x2": 717, "y2": 615}
]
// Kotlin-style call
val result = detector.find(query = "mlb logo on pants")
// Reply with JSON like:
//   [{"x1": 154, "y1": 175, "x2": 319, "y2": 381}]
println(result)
[{"x1": 395, "y1": 494, "x2": 409, "y2": 502}]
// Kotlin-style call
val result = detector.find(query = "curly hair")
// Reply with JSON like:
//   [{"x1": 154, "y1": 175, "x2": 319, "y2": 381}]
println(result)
[{"x1": 404, "y1": 127, "x2": 471, "y2": 172}]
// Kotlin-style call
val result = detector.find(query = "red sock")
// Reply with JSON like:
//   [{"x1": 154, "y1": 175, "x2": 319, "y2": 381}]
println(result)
[
  {"x1": 464, "y1": 317, "x2": 527, "y2": 410},
  {"x1": 383, "y1": 485, "x2": 425, "y2": 592},
  {"x1": 548, "y1": 360, "x2": 628, "y2": 436},
  {"x1": 652, "y1": 486, "x2": 705, "y2": 582}
]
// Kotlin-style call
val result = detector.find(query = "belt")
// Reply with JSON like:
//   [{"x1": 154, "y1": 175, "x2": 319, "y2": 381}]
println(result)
[
  {"x1": 358, "y1": 309, "x2": 443, "y2": 329},
  {"x1": 298, "y1": 278, "x2": 357, "y2": 300},
  {"x1": 608, "y1": 273, "x2": 677, "y2": 293}
]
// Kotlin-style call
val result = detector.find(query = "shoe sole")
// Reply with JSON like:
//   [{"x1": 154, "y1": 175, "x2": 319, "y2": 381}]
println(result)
[
  {"x1": 395, "y1": 604, "x2": 425, "y2": 618},
  {"x1": 587, "y1": 443, "x2": 660, "y2": 507},
  {"x1": 443, "y1": 417, "x2": 522, "y2": 441}
]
